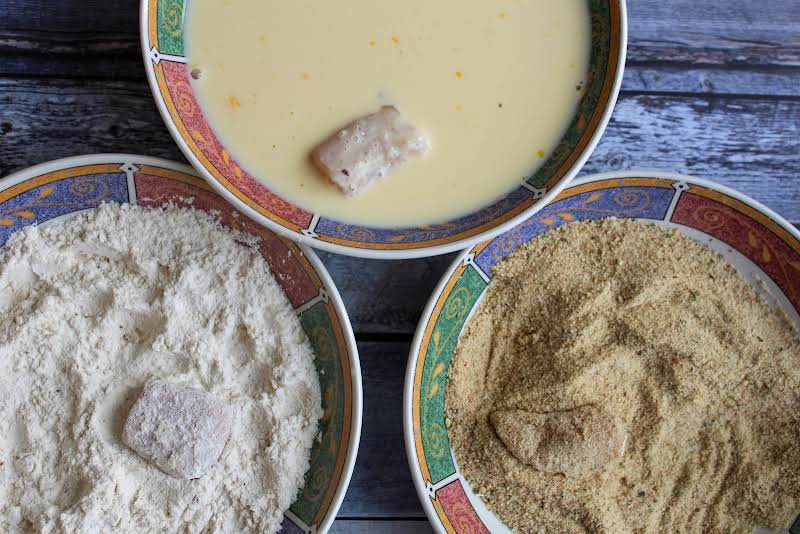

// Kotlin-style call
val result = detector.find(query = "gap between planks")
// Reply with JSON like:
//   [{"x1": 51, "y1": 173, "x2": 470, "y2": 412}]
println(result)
[{"x1": 330, "y1": 520, "x2": 434, "y2": 534}]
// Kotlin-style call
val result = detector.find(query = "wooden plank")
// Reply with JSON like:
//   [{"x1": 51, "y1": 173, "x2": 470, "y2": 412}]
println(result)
[
  {"x1": 623, "y1": 65, "x2": 800, "y2": 97},
  {"x1": 626, "y1": 0, "x2": 800, "y2": 67},
  {"x1": 330, "y1": 520, "x2": 433, "y2": 533},
  {"x1": 0, "y1": 29, "x2": 141, "y2": 80},
  {"x1": 2, "y1": 0, "x2": 800, "y2": 86},
  {"x1": 0, "y1": 79, "x2": 184, "y2": 175},
  {"x1": 337, "y1": 342, "x2": 425, "y2": 518},
  {"x1": 0, "y1": 0, "x2": 133, "y2": 33},
  {"x1": 4, "y1": 31, "x2": 799, "y2": 98},
  {"x1": 319, "y1": 252, "x2": 454, "y2": 336}
]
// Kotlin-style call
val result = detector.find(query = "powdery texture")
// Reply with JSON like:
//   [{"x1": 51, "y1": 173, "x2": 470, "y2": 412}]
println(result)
[
  {"x1": 122, "y1": 379, "x2": 235, "y2": 480},
  {"x1": 0, "y1": 203, "x2": 322, "y2": 534},
  {"x1": 447, "y1": 218, "x2": 800, "y2": 533}
]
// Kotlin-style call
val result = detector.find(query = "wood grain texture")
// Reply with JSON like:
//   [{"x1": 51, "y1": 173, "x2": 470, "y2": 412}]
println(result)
[
  {"x1": 624, "y1": 65, "x2": 800, "y2": 97},
  {"x1": 3, "y1": 1, "x2": 799, "y2": 76},
  {"x1": 0, "y1": 78, "x2": 183, "y2": 173},
  {"x1": 338, "y1": 342, "x2": 424, "y2": 518},
  {"x1": 320, "y1": 252, "x2": 454, "y2": 335},
  {"x1": 626, "y1": 0, "x2": 800, "y2": 66}
]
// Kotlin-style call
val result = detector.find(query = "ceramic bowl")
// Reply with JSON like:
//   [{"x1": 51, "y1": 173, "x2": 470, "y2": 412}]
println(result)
[
  {"x1": 404, "y1": 171, "x2": 800, "y2": 533},
  {"x1": 140, "y1": 0, "x2": 627, "y2": 259},
  {"x1": 0, "y1": 154, "x2": 362, "y2": 534}
]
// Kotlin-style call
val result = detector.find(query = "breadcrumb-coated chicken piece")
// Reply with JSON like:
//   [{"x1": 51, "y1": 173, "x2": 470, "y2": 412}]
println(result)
[{"x1": 491, "y1": 405, "x2": 628, "y2": 480}]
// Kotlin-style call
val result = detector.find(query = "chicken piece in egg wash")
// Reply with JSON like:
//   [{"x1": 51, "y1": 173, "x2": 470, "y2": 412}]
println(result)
[{"x1": 312, "y1": 106, "x2": 430, "y2": 195}]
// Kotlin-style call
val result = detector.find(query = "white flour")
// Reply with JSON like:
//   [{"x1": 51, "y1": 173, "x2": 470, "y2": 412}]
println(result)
[{"x1": 0, "y1": 203, "x2": 322, "y2": 533}]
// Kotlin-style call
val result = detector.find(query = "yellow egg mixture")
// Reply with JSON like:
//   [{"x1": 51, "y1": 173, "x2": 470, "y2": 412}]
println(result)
[{"x1": 186, "y1": 0, "x2": 590, "y2": 227}]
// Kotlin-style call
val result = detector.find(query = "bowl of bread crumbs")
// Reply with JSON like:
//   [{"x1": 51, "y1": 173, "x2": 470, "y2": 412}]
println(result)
[
  {"x1": 404, "y1": 170, "x2": 800, "y2": 534},
  {"x1": 0, "y1": 155, "x2": 361, "y2": 534}
]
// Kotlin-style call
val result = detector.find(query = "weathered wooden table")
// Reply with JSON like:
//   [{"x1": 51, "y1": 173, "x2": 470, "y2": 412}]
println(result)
[{"x1": 1, "y1": 1, "x2": 798, "y2": 532}]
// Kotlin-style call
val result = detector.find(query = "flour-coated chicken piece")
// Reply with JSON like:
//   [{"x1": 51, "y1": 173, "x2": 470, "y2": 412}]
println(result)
[{"x1": 122, "y1": 379, "x2": 234, "y2": 479}]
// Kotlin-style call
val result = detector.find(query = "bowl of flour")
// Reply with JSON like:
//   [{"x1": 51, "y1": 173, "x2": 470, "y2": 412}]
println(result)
[
  {"x1": 0, "y1": 155, "x2": 361, "y2": 534},
  {"x1": 405, "y1": 171, "x2": 800, "y2": 533}
]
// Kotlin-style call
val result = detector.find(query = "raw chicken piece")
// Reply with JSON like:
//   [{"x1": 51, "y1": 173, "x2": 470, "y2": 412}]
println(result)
[
  {"x1": 122, "y1": 379, "x2": 235, "y2": 479},
  {"x1": 490, "y1": 405, "x2": 628, "y2": 479},
  {"x1": 311, "y1": 106, "x2": 430, "y2": 195}
]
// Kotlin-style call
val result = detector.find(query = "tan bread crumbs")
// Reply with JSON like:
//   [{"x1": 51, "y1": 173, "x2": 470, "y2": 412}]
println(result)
[{"x1": 446, "y1": 218, "x2": 800, "y2": 533}]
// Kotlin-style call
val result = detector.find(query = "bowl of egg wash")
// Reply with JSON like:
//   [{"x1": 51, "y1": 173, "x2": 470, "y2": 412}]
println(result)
[
  {"x1": 141, "y1": 0, "x2": 626, "y2": 258},
  {"x1": 404, "y1": 171, "x2": 800, "y2": 533}
]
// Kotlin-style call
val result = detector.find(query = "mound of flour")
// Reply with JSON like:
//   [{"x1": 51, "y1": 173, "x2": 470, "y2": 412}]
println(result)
[{"x1": 0, "y1": 203, "x2": 322, "y2": 533}]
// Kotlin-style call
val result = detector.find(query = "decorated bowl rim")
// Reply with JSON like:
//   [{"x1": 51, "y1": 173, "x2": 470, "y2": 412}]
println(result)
[
  {"x1": 0, "y1": 153, "x2": 363, "y2": 534},
  {"x1": 402, "y1": 169, "x2": 800, "y2": 533},
  {"x1": 139, "y1": 0, "x2": 628, "y2": 259}
]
